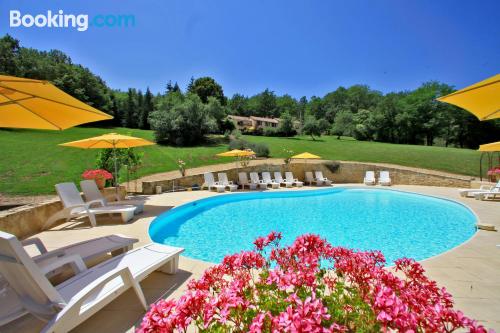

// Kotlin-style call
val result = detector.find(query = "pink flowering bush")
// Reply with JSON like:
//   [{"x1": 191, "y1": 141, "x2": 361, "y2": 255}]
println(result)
[{"x1": 138, "y1": 232, "x2": 491, "y2": 332}]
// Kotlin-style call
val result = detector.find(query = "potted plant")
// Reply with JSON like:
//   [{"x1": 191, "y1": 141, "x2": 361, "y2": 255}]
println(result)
[
  {"x1": 487, "y1": 166, "x2": 500, "y2": 182},
  {"x1": 82, "y1": 169, "x2": 113, "y2": 190}
]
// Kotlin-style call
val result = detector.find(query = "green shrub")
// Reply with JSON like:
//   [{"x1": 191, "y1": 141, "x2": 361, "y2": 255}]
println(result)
[{"x1": 248, "y1": 142, "x2": 270, "y2": 157}]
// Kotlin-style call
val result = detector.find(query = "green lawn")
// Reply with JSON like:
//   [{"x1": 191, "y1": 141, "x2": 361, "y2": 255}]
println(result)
[{"x1": 0, "y1": 127, "x2": 482, "y2": 195}]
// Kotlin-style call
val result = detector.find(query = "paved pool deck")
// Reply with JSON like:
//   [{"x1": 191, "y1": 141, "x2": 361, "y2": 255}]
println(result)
[{"x1": 4, "y1": 184, "x2": 500, "y2": 332}]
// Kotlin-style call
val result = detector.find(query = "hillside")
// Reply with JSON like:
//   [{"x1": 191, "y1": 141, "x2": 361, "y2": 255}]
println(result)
[{"x1": 0, "y1": 127, "x2": 482, "y2": 195}]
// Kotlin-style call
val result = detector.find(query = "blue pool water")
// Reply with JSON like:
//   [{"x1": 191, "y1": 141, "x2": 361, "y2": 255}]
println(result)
[{"x1": 149, "y1": 188, "x2": 477, "y2": 265}]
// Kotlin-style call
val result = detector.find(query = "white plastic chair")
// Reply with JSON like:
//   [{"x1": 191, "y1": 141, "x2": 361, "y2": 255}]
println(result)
[
  {"x1": 261, "y1": 172, "x2": 280, "y2": 189},
  {"x1": 238, "y1": 172, "x2": 257, "y2": 190},
  {"x1": 314, "y1": 171, "x2": 332, "y2": 186},
  {"x1": 80, "y1": 180, "x2": 144, "y2": 213},
  {"x1": 249, "y1": 172, "x2": 268, "y2": 190},
  {"x1": 364, "y1": 171, "x2": 376, "y2": 185},
  {"x1": 0, "y1": 231, "x2": 183, "y2": 333},
  {"x1": 305, "y1": 172, "x2": 323, "y2": 186},
  {"x1": 285, "y1": 172, "x2": 303, "y2": 187},
  {"x1": 217, "y1": 173, "x2": 238, "y2": 192},
  {"x1": 460, "y1": 181, "x2": 500, "y2": 198},
  {"x1": 45, "y1": 183, "x2": 137, "y2": 229},
  {"x1": 0, "y1": 232, "x2": 138, "y2": 326},
  {"x1": 379, "y1": 171, "x2": 392, "y2": 186},
  {"x1": 274, "y1": 172, "x2": 293, "y2": 188},
  {"x1": 202, "y1": 173, "x2": 225, "y2": 192}
]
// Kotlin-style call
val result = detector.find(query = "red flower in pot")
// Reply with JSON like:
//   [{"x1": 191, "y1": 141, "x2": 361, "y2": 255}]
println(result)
[{"x1": 82, "y1": 169, "x2": 113, "y2": 190}]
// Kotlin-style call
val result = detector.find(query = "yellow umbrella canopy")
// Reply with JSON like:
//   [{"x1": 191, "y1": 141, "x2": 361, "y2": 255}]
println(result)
[
  {"x1": 60, "y1": 133, "x2": 155, "y2": 149},
  {"x1": 216, "y1": 149, "x2": 255, "y2": 157},
  {"x1": 0, "y1": 75, "x2": 113, "y2": 130},
  {"x1": 479, "y1": 141, "x2": 500, "y2": 152},
  {"x1": 60, "y1": 133, "x2": 155, "y2": 189},
  {"x1": 291, "y1": 152, "x2": 321, "y2": 159},
  {"x1": 437, "y1": 73, "x2": 500, "y2": 121}
]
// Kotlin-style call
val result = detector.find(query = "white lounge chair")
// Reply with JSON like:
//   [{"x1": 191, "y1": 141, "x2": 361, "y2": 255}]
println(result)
[
  {"x1": 0, "y1": 232, "x2": 138, "y2": 325},
  {"x1": 202, "y1": 172, "x2": 225, "y2": 193},
  {"x1": 238, "y1": 172, "x2": 257, "y2": 190},
  {"x1": 0, "y1": 231, "x2": 183, "y2": 333},
  {"x1": 305, "y1": 172, "x2": 323, "y2": 186},
  {"x1": 217, "y1": 173, "x2": 238, "y2": 192},
  {"x1": 315, "y1": 171, "x2": 332, "y2": 186},
  {"x1": 274, "y1": 172, "x2": 293, "y2": 188},
  {"x1": 81, "y1": 180, "x2": 145, "y2": 214},
  {"x1": 379, "y1": 171, "x2": 392, "y2": 186},
  {"x1": 459, "y1": 181, "x2": 500, "y2": 198},
  {"x1": 364, "y1": 171, "x2": 376, "y2": 185},
  {"x1": 45, "y1": 183, "x2": 137, "y2": 229},
  {"x1": 474, "y1": 185, "x2": 500, "y2": 201},
  {"x1": 285, "y1": 172, "x2": 303, "y2": 187},
  {"x1": 249, "y1": 172, "x2": 268, "y2": 190},
  {"x1": 261, "y1": 172, "x2": 280, "y2": 189}
]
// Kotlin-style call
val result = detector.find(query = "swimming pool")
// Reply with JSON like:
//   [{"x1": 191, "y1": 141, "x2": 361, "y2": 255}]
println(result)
[{"x1": 149, "y1": 188, "x2": 477, "y2": 265}]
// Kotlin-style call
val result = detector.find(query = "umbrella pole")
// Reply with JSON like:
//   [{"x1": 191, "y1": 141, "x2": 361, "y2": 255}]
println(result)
[{"x1": 113, "y1": 146, "x2": 119, "y2": 196}]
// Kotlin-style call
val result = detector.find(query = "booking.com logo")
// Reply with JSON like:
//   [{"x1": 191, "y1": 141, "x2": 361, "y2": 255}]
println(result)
[{"x1": 9, "y1": 10, "x2": 135, "y2": 32}]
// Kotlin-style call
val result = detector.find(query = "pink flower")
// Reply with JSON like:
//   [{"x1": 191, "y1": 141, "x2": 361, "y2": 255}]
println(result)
[
  {"x1": 82, "y1": 169, "x2": 113, "y2": 180},
  {"x1": 138, "y1": 232, "x2": 494, "y2": 332}
]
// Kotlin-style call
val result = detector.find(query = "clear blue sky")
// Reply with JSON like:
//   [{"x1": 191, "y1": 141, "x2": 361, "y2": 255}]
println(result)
[{"x1": 1, "y1": 0, "x2": 499, "y2": 98}]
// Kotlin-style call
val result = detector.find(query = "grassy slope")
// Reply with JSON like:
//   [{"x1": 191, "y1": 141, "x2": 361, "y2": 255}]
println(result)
[{"x1": 0, "y1": 128, "x2": 481, "y2": 195}]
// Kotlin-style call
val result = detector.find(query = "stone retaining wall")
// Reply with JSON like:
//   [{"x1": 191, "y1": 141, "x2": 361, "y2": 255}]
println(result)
[
  {"x1": 142, "y1": 160, "x2": 472, "y2": 194},
  {"x1": 0, "y1": 186, "x2": 126, "y2": 239}
]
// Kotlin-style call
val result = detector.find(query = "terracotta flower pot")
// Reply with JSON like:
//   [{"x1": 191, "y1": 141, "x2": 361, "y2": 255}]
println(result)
[{"x1": 94, "y1": 177, "x2": 106, "y2": 190}]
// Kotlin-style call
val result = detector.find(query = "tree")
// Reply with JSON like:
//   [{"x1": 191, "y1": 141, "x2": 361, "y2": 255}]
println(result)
[
  {"x1": 331, "y1": 110, "x2": 354, "y2": 139},
  {"x1": 255, "y1": 89, "x2": 278, "y2": 117},
  {"x1": 124, "y1": 88, "x2": 137, "y2": 128},
  {"x1": 187, "y1": 76, "x2": 225, "y2": 104},
  {"x1": 149, "y1": 93, "x2": 216, "y2": 146},
  {"x1": 229, "y1": 94, "x2": 249, "y2": 116},
  {"x1": 276, "y1": 94, "x2": 298, "y2": 117},
  {"x1": 277, "y1": 112, "x2": 296, "y2": 137},
  {"x1": 302, "y1": 117, "x2": 322, "y2": 140},
  {"x1": 204, "y1": 97, "x2": 227, "y2": 133},
  {"x1": 140, "y1": 88, "x2": 154, "y2": 129},
  {"x1": 0, "y1": 34, "x2": 20, "y2": 75}
]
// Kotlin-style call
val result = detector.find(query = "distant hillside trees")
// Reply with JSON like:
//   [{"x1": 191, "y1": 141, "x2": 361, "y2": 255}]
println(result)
[{"x1": 0, "y1": 34, "x2": 498, "y2": 148}]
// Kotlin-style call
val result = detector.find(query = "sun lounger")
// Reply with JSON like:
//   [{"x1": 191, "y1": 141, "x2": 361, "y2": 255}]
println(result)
[
  {"x1": 285, "y1": 172, "x2": 303, "y2": 187},
  {"x1": 474, "y1": 186, "x2": 500, "y2": 201},
  {"x1": 80, "y1": 180, "x2": 145, "y2": 213},
  {"x1": 459, "y1": 181, "x2": 500, "y2": 198},
  {"x1": 0, "y1": 232, "x2": 138, "y2": 325},
  {"x1": 0, "y1": 231, "x2": 183, "y2": 333},
  {"x1": 274, "y1": 172, "x2": 293, "y2": 188},
  {"x1": 315, "y1": 171, "x2": 332, "y2": 186},
  {"x1": 364, "y1": 171, "x2": 376, "y2": 185},
  {"x1": 217, "y1": 173, "x2": 238, "y2": 192},
  {"x1": 261, "y1": 172, "x2": 280, "y2": 189},
  {"x1": 378, "y1": 171, "x2": 391, "y2": 186},
  {"x1": 249, "y1": 172, "x2": 268, "y2": 190},
  {"x1": 305, "y1": 171, "x2": 323, "y2": 186},
  {"x1": 45, "y1": 183, "x2": 137, "y2": 229},
  {"x1": 238, "y1": 172, "x2": 257, "y2": 190},
  {"x1": 202, "y1": 172, "x2": 225, "y2": 193}
]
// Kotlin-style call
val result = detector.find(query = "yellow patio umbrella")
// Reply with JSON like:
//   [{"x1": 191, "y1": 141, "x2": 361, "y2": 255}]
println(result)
[
  {"x1": 479, "y1": 141, "x2": 500, "y2": 152},
  {"x1": 291, "y1": 152, "x2": 321, "y2": 160},
  {"x1": 216, "y1": 149, "x2": 255, "y2": 157},
  {"x1": 0, "y1": 75, "x2": 113, "y2": 130},
  {"x1": 60, "y1": 133, "x2": 155, "y2": 189},
  {"x1": 216, "y1": 149, "x2": 256, "y2": 169},
  {"x1": 437, "y1": 73, "x2": 500, "y2": 121}
]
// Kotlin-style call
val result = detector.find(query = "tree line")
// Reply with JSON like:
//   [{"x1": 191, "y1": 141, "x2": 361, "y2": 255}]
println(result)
[{"x1": 1, "y1": 34, "x2": 498, "y2": 148}]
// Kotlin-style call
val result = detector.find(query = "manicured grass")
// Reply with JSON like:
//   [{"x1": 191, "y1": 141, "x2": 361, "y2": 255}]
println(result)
[
  {"x1": 246, "y1": 135, "x2": 482, "y2": 177},
  {"x1": 0, "y1": 128, "x2": 482, "y2": 195}
]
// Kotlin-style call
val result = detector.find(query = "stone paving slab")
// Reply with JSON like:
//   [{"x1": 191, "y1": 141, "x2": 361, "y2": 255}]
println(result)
[{"x1": 3, "y1": 184, "x2": 499, "y2": 332}]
